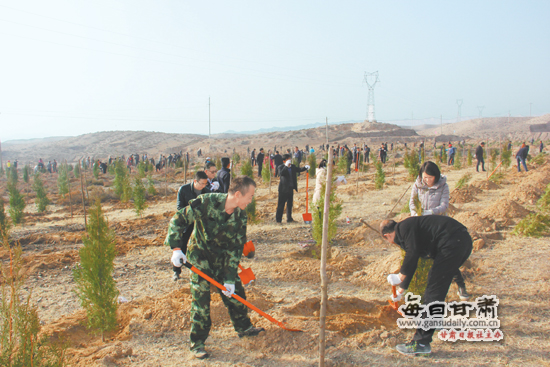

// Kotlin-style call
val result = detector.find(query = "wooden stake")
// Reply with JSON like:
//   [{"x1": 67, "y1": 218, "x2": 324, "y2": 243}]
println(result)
[
  {"x1": 319, "y1": 148, "x2": 333, "y2": 367},
  {"x1": 66, "y1": 160, "x2": 73, "y2": 218},
  {"x1": 79, "y1": 160, "x2": 87, "y2": 226}
]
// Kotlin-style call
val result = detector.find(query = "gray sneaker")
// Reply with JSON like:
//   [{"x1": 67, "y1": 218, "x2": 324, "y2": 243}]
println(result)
[
  {"x1": 396, "y1": 341, "x2": 431, "y2": 356},
  {"x1": 191, "y1": 348, "x2": 209, "y2": 359},
  {"x1": 457, "y1": 286, "x2": 471, "y2": 301}
]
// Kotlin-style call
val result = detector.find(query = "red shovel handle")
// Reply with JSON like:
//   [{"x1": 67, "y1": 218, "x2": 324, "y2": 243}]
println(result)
[
  {"x1": 305, "y1": 171, "x2": 309, "y2": 214},
  {"x1": 183, "y1": 262, "x2": 302, "y2": 332}
]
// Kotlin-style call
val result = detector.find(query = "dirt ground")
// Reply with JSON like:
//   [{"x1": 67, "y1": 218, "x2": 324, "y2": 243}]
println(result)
[{"x1": 2, "y1": 151, "x2": 550, "y2": 366}]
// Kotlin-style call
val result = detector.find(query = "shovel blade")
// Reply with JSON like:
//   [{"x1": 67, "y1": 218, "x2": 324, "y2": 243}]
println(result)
[
  {"x1": 302, "y1": 213, "x2": 312, "y2": 224},
  {"x1": 238, "y1": 267, "x2": 256, "y2": 285}
]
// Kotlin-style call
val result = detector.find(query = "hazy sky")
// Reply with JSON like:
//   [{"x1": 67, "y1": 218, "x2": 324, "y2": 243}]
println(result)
[{"x1": 1, "y1": 0, "x2": 549, "y2": 141}]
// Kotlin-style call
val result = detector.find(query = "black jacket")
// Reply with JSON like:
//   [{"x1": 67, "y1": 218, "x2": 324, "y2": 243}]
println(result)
[
  {"x1": 516, "y1": 146, "x2": 529, "y2": 160},
  {"x1": 475, "y1": 145, "x2": 484, "y2": 159},
  {"x1": 273, "y1": 154, "x2": 283, "y2": 167},
  {"x1": 177, "y1": 182, "x2": 209, "y2": 211},
  {"x1": 257, "y1": 152, "x2": 265, "y2": 166},
  {"x1": 217, "y1": 167, "x2": 231, "y2": 193},
  {"x1": 394, "y1": 216, "x2": 468, "y2": 289},
  {"x1": 277, "y1": 164, "x2": 307, "y2": 193}
]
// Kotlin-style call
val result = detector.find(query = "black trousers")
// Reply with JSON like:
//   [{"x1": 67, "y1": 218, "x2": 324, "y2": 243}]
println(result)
[
  {"x1": 258, "y1": 163, "x2": 263, "y2": 177},
  {"x1": 476, "y1": 158, "x2": 485, "y2": 172},
  {"x1": 276, "y1": 190, "x2": 294, "y2": 222},
  {"x1": 413, "y1": 230, "x2": 472, "y2": 344}
]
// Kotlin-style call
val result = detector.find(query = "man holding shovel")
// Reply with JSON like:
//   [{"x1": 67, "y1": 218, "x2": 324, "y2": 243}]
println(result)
[
  {"x1": 165, "y1": 176, "x2": 265, "y2": 359},
  {"x1": 380, "y1": 216, "x2": 472, "y2": 355}
]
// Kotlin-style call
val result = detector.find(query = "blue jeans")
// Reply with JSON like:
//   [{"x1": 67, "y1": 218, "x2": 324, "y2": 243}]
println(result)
[{"x1": 517, "y1": 157, "x2": 528, "y2": 172}]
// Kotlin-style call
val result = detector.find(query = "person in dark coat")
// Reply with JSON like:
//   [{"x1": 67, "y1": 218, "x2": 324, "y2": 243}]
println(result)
[
  {"x1": 272, "y1": 151, "x2": 283, "y2": 177},
  {"x1": 257, "y1": 148, "x2": 265, "y2": 177},
  {"x1": 204, "y1": 162, "x2": 219, "y2": 192},
  {"x1": 217, "y1": 157, "x2": 231, "y2": 193},
  {"x1": 345, "y1": 146, "x2": 353, "y2": 174},
  {"x1": 380, "y1": 216, "x2": 472, "y2": 356},
  {"x1": 275, "y1": 154, "x2": 309, "y2": 223},
  {"x1": 516, "y1": 143, "x2": 529, "y2": 172},
  {"x1": 475, "y1": 142, "x2": 486, "y2": 172},
  {"x1": 173, "y1": 171, "x2": 209, "y2": 280}
]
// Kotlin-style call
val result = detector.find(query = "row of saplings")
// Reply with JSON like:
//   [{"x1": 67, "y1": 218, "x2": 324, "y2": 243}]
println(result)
[
  {"x1": 0, "y1": 160, "x2": 159, "y2": 227},
  {"x1": 0, "y1": 198, "x2": 122, "y2": 366}
]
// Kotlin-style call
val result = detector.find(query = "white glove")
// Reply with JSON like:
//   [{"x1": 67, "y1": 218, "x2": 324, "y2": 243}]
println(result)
[
  {"x1": 391, "y1": 289, "x2": 404, "y2": 302},
  {"x1": 284, "y1": 160, "x2": 291, "y2": 167},
  {"x1": 222, "y1": 283, "x2": 235, "y2": 298},
  {"x1": 305, "y1": 165, "x2": 310, "y2": 170},
  {"x1": 210, "y1": 181, "x2": 220, "y2": 191},
  {"x1": 171, "y1": 249, "x2": 187, "y2": 267},
  {"x1": 422, "y1": 210, "x2": 433, "y2": 216},
  {"x1": 387, "y1": 273, "x2": 402, "y2": 286}
]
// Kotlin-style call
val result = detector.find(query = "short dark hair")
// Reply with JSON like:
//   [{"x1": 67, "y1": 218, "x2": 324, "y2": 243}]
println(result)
[
  {"x1": 221, "y1": 157, "x2": 230, "y2": 168},
  {"x1": 194, "y1": 171, "x2": 208, "y2": 181},
  {"x1": 380, "y1": 220, "x2": 397, "y2": 235},
  {"x1": 204, "y1": 161, "x2": 216, "y2": 170},
  {"x1": 229, "y1": 175, "x2": 256, "y2": 195},
  {"x1": 418, "y1": 161, "x2": 441, "y2": 184},
  {"x1": 282, "y1": 154, "x2": 291, "y2": 161},
  {"x1": 318, "y1": 159, "x2": 327, "y2": 169}
]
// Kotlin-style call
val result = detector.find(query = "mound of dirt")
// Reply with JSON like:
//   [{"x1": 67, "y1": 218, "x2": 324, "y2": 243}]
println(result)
[
  {"x1": 281, "y1": 296, "x2": 399, "y2": 336},
  {"x1": 507, "y1": 186, "x2": 544, "y2": 204},
  {"x1": 471, "y1": 180, "x2": 500, "y2": 190},
  {"x1": 481, "y1": 198, "x2": 531, "y2": 221},
  {"x1": 450, "y1": 187, "x2": 479, "y2": 203},
  {"x1": 336, "y1": 225, "x2": 381, "y2": 246},
  {"x1": 452, "y1": 212, "x2": 494, "y2": 232}
]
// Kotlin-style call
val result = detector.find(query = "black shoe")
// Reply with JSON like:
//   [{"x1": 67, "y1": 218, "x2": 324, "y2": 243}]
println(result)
[
  {"x1": 457, "y1": 286, "x2": 471, "y2": 301},
  {"x1": 191, "y1": 348, "x2": 209, "y2": 359},
  {"x1": 396, "y1": 341, "x2": 431, "y2": 355},
  {"x1": 238, "y1": 326, "x2": 265, "y2": 338},
  {"x1": 287, "y1": 219, "x2": 295, "y2": 223}
]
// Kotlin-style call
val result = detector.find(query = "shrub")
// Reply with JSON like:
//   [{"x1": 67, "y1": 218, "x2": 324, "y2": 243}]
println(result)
[
  {"x1": 0, "y1": 197, "x2": 9, "y2": 238},
  {"x1": 113, "y1": 160, "x2": 127, "y2": 199},
  {"x1": 441, "y1": 146, "x2": 447, "y2": 163},
  {"x1": 232, "y1": 152, "x2": 241, "y2": 164},
  {"x1": 23, "y1": 165, "x2": 30, "y2": 183},
  {"x1": 501, "y1": 147, "x2": 512, "y2": 168},
  {"x1": 74, "y1": 163, "x2": 81, "y2": 178},
  {"x1": 8, "y1": 182, "x2": 25, "y2": 225},
  {"x1": 308, "y1": 153, "x2": 317, "y2": 178},
  {"x1": 538, "y1": 184, "x2": 550, "y2": 212},
  {"x1": 490, "y1": 149, "x2": 499, "y2": 171},
  {"x1": 93, "y1": 161, "x2": 99, "y2": 179},
  {"x1": 133, "y1": 177, "x2": 147, "y2": 217},
  {"x1": 215, "y1": 157, "x2": 222, "y2": 170},
  {"x1": 337, "y1": 153, "x2": 349, "y2": 174},
  {"x1": 73, "y1": 200, "x2": 118, "y2": 341},
  {"x1": 0, "y1": 234, "x2": 66, "y2": 367},
  {"x1": 454, "y1": 148, "x2": 462, "y2": 170},
  {"x1": 9, "y1": 167, "x2": 18, "y2": 185},
  {"x1": 311, "y1": 174, "x2": 342, "y2": 259},
  {"x1": 245, "y1": 197, "x2": 257, "y2": 223},
  {"x1": 147, "y1": 175, "x2": 157, "y2": 196},
  {"x1": 57, "y1": 163, "x2": 69, "y2": 198},
  {"x1": 374, "y1": 161, "x2": 385, "y2": 190},
  {"x1": 138, "y1": 162, "x2": 146, "y2": 178},
  {"x1": 467, "y1": 149, "x2": 473, "y2": 166},
  {"x1": 512, "y1": 213, "x2": 550, "y2": 238},
  {"x1": 403, "y1": 150, "x2": 420, "y2": 182},
  {"x1": 32, "y1": 173, "x2": 50, "y2": 213},
  {"x1": 240, "y1": 160, "x2": 253, "y2": 177},
  {"x1": 455, "y1": 173, "x2": 471, "y2": 190},
  {"x1": 261, "y1": 163, "x2": 271, "y2": 183},
  {"x1": 532, "y1": 153, "x2": 546, "y2": 165},
  {"x1": 403, "y1": 252, "x2": 434, "y2": 299}
]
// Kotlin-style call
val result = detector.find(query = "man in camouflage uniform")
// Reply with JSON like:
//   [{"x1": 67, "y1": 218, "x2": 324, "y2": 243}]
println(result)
[{"x1": 165, "y1": 176, "x2": 264, "y2": 359}]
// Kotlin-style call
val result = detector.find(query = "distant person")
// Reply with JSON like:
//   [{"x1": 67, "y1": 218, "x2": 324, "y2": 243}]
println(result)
[
  {"x1": 312, "y1": 159, "x2": 327, "y2": 205},
  {"x1": 475, "y1": 142, "x2": 486, "y2": 172},
  {"x1": 217, "y1": 157, "x2": 231, "y2": 193},
  {"x1": 540, "y1": 140, "x2": 544, "y2": 153},
  {"x1": 447, "y1": 144, "x2": 456, "y2": 165},
  {"x1": 276, "y1": 154, "x2": 309, "y2": 223},
  {"x1": 345, "y1": 146, "x2": 353, "y2": 174},
  {"x1": 273, "y1": 151, "x2": 283, "y2": 177},
  {"x1": 294, "y1": 146, "x2": 303, "y2": 166},
  {"x1": 256, "y1": 148, "x2": 265, "y2": 177},
  {"x1": 204, "y1": 162, "x2": 220, "y2": 192},
  {"x1": 516, "y1": 143, "x2": 529, "y2": 172}
]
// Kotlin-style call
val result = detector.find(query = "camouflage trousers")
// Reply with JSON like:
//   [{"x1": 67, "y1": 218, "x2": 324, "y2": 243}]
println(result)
[{"x1": 189, "y1": 270, "x2": 252, "y2": 351}]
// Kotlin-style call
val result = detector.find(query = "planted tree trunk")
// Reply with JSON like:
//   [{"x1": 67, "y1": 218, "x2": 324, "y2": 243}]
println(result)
[
  {"x1": 319, "y1": 148, "x2": 333, "y2": 367},
  {"x1": 66, "y1": 160, "x2": 73, "y2": 218},
  {"x1": 79, "y1": 160, "x2": 87, "y2": 226}
]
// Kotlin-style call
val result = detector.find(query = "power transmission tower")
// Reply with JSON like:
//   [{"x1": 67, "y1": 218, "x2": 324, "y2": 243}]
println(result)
[
  {"x1": 364, "y1": 71, "x2": 380, "y2": 123},
  {"x1": 456, "y1": 99, "x2": 463, "y2": 121},
  {"x1": 477, "y1": 105, "x2": 485, "y2": 117}
]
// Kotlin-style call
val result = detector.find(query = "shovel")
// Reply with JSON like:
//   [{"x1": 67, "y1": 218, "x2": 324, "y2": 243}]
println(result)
[
  {"x1": 238, "y1": 264, "x2": 256, "y2": 285},
  {"x1": 182, "y1": 261, "x2": 303, "y2": 332},
  {"x1": 389, "y1": 285, "x2": 404, "y2": 317},
  {"x1": 302, "y1": 171, "x2": 312, "y2": 224}
]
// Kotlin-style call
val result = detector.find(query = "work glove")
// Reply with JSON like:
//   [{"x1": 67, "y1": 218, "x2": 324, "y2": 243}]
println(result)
[
  {"x1": 222, "y1": 283, "x2": 235, "y2": 298},
  {"x1": 387, "y1": 273, "x2": 402, "y2": 286},
  {"x1": 391, "y1": 289, "x2": 404, "y2": 302},
  {"x1": 305, "y1": 165, "x2": 310, "y2": 170},
  {"x1": 422, "y1": 209, "x2": 433, "y2": 216},
  {"x1": 285, "y1": 160, "x2": 292, "y2": 167},
  {"x1": 210, "y1": 181, "x2": 220, "y2": 191},
  {"x1": 171, "y1": 249, "x2": 187, "y2": 267}
]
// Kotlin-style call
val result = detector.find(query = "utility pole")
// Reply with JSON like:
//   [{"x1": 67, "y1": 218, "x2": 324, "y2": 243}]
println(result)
[
  {"x1": 456, "y1": 99, "x2": 463, "y2": 122},
  {"x1": 530, "y1": 103, "x2": 532, "y2": 117},
  {"x1": 477, "y1": 106, "x2": 485, "y2": 117},
  {"x1": 209, "y1": 97, "x2": 211, "y2": 137},
  {"x1": 364, "y1": 71, "x2": 380, "y2": 122}
]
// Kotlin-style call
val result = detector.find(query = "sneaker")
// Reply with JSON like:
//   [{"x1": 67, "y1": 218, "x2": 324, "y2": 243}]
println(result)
[
  {"x1": 191, "y1": 348, "x2": 209, "y2": 359},
  {"x1": 457, "y1": 286, "x2": 471, "y2": 301},
  {"x1": 396, "y1": 341, "x2": 431, "y2": 356},
  {"x1": 238, "y1": 326, "x2": 265, "y2": 338}
]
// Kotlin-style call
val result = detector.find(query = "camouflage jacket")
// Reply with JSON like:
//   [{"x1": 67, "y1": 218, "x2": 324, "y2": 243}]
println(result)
[{"x1": 164, "y1": 193, "x2": 247, "y2": 284}]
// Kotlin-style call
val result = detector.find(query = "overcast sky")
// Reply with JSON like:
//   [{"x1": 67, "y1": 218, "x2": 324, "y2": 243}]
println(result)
[{"x1": 1, "y1": 0, "x2": 549, "y2": 141}]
